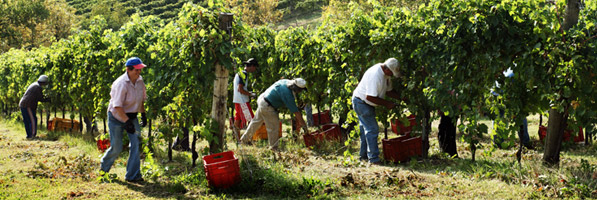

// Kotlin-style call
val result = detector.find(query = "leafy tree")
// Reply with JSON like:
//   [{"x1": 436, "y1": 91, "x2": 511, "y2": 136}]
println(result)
[
  {"x1": 73, "y1": 0, "x2": 130, "y2": 31},
  {"x1": 0, "y1": 0, "x2": 75, "y2": 52},
  {"x1": 0, "y1": 0, "x2": 49, "y2": 51}
]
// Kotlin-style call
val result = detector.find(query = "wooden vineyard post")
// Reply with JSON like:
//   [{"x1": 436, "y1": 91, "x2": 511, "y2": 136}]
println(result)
[
  {"x1": 209, "y1": 62, "x2": 229, "y2": 153},
  {"x1": 209, "y1": 13, "x2": 233, "y2": 154}
]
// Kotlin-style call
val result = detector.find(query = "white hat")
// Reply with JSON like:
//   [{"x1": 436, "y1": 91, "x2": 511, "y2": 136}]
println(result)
[
  {"x1": 503, "y1": 67, "x2": 514, "y2": 78},
  {"x1": 37, "y1": 75, "x2": 49, "y2": 83},
  {"x1": 291, "y1": 78, "x2": 307, "y2": 88},
  {"x1": 384, "y1": 58, "x2": 400, "y2": 77}
]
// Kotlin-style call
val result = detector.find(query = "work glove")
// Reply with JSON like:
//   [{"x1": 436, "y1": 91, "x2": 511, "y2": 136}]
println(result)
[
  {"x1": 140, "y1": 113, "x2": 147, "y2": 127},
  {"x1": 386, "y1": 102, "x2": 397, "y2": 110},
  {"x1": 124, "y1": 119, "x2": 136, "y2": 133}
]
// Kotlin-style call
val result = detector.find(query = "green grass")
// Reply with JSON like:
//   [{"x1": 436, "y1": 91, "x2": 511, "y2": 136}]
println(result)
[{"x1": 1, "y1": 113, "x2": 596, "y2": 199}]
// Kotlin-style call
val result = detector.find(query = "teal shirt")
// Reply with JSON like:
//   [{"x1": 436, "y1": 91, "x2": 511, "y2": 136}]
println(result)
[{"x1": 263, "y1": 79, "x2": 299, "y2": 113}]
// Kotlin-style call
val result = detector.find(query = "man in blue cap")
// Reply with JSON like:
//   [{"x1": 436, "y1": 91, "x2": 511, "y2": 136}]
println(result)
[{"x1": 100, "y1": 57, "x2": 148, "y2": 182}]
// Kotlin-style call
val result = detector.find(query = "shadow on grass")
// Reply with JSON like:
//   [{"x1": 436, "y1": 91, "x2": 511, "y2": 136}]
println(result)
[{"x1": 114, "y1": 179, "x2": 191, "y2": 199}]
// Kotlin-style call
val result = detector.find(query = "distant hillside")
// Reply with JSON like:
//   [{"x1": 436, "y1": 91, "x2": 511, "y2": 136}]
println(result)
[
  {"x1": 66, "y1": 0, "x2": 203, "y2": 22},
  {"x1": 64, "y1": 0, "x2": 325, "y2": 30}
]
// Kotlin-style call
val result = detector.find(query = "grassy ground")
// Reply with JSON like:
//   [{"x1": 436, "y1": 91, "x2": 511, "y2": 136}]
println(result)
[{"x1": 1, "y1": 114, "x2": 596, "y2": 199}]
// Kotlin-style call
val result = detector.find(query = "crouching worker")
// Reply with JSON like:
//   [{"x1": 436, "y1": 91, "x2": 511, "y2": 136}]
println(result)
[
  {"x1": 240, "y1": 78, "x2": 308, "y2": 150},
  {"x1": 100, "y1": 57, "x2": 148, "y2": 183}
]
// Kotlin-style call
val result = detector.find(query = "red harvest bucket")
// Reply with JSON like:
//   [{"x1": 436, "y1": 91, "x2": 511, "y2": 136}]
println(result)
[{"x1": 203, "y1": 151, "x2": 241, "y2": 188}]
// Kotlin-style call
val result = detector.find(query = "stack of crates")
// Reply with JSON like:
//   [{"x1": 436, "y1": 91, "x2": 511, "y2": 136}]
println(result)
[
  {"x1": 47, "y1": 118, "x2": 80, "y2": 132},
  {"x1": 384, "y1": 115, "x2": 422, "y2": 163}
]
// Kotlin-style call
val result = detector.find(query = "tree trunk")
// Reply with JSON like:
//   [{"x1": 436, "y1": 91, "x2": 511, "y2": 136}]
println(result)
[
  {"x1": 168, "y1": 135, "x2": 173, "y2": 162},
  {"x1": 585, "y1": 125, "x2": 592, "y2": 146},
  {"x1": 543, "y1": 0, "x2": 580, "y2": 166},
  {"x1": 46, "y1": 109, "x2": 50, "y2": 131},
  {"x1": 209, "y1": 62, "x2": 229, "y2": 154},
  {"x1": 543, "y1": 108, "x2": 569, "y2": 166},
  {"x1": 562, "y1": 0, "x2": 581, "y2": 30},
  {"x1": 421, "y1": 110, "x2": 431, "y2": 158},
  {"x1": 147, "y1": 118, "x2": 152, "y2": 152},
  {"x1": 192, "y1": 129, "x2": 198, "y2": 168},
  {"x1": 39, "y1": 108, "x2": 43, "y2": 130},
  {"x1": 83, "y1": 116, "x2": 95, "y2": 135},
  {"x1": 79, "y1": 112, "x2": 83, "y2": 132}
]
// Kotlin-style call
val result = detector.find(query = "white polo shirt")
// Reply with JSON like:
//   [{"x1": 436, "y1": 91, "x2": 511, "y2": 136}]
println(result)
[
  {"x1": 352, "y1": 63, "x2": 392, "y2": 107},
  {"x1": 233, "y1": 71, "x2": 250, "y2": 103},
  {"x1": 108, "y1": 72, "x2": 147, "y2": 114}
]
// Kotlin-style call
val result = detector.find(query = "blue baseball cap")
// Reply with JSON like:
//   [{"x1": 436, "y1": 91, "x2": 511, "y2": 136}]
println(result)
[{"x1": 125, "y1": 57, "x2": 146, "y2": 69}]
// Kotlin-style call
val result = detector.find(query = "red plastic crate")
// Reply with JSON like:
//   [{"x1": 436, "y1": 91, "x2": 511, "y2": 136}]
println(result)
[
  {"x1": 312, "y1": 110, "x2": 332, "y2": 126},
  {"x1": 539, "y1": 125, "x2": 584, "y2": 143},
  {"x1": 303, "y1": 123, "x2": 342, "y2": 147},
  {"x1": 203, "y1": 151, "x2": 241, "y2": 188},
  {"x1": 382, "y1": 136, "x2": 422, "y2": 163},
  {"x1": 382, "y1": 136, "x2": 409, "y2": 163},
  {"x1": 303, "y1": 130, "x2": 323, "y2": 147},
  {"x1": 403, "y1": 136, "x2": 422, "y2": 157},
  {"x1": 391, "y1": 114, "x2": 417, "y2": 135}
]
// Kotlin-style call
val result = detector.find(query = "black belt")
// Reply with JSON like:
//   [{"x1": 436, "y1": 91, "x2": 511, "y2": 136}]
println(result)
[
  {"x1": 263, "y1": 98, "x2": 278, "y2": 112},
  {"x1": 126, "y1": 112, "x2": 138, "y2": 120}
]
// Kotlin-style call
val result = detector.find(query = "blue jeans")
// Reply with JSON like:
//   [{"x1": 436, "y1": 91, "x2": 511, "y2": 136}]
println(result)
[
  {"x1": 100, "y1": 112, "x2": 142, "y2": 180},
  {"x1": 305, "y1": 104, "x2": 313, "y2": 127},
  {"x1": 352, "y1": 97, "x2": 380, "y2": 163},
  {"x1": 21, "y1": 107, "x2": 37, "y2": 138},
  {"x1": 519, "y1": 118, "x2": 530, "y2": 145}
]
